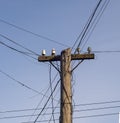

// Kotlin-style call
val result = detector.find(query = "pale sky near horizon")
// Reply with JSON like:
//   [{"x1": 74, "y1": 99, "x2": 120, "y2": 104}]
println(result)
[{"x1": 0, "y1": 0, "x2": 120, "y2": 123}]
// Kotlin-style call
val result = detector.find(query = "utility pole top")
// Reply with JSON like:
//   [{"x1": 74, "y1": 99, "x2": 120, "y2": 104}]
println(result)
[
  {"x1": 38, "y1": 52, "x2": 94, "y2": 62},
  {"x1": 38, "y1": 48, "x2": 94, "y2": 123}
]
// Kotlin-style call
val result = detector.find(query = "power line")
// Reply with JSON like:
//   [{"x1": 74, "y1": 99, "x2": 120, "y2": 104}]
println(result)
[
  {"x1": 0, "y1": 33, "x2": 39, "y2": 56},
  {"x1": 0, "y1": 40, "x2": 31, "y2": 55},
  {"x1": 81, "y1": 0, "x2": 110, "y2": 50},
  {"x1": 0, "y1": 35, "x2": 51, "y2": 66},
  {"x1": 75, "y1": 100, "x2": 120, "y2": 106},
  {"x1": 0, "y1": 69, "x2": 50, "y2": 96},
  {"x1": 1, "y1": 105, "x2": 120, "y2": 119},
  {"x1": 49, "y1": 64, "x2": 56, "y2": 123},
  {"x1": 0, "y1": 101, "x2": 120, "y2": 122},
  {"x1": 21, "y1": 112, "x2": 119, "y2": 123},
  {"x1": 1, "y1": 104, "x2": 120, "y2": 120},
  {"x1": 76, "y1": 50, "x2": 120, "y2": 55},
  {"x1": 0, "y1": 18, "x2": 69, "y2": 47},
  {"x1": 0, "y1": 114, "x2": 38, "y2": 120},
  {"x1": 0, "y1": 112, "x2": 59, "y2": 120},
  {"x1": 0, "y1": 40, "x2": 37, "y2": 60},
  {"x1": 1, "y1": 100, "x2": 120, "y2": 114},
  {"x1": 33, "y1": 79, "x2": 60, "y2": 123},
  {"x1": 73, "y1": 112, "x2": 118, "y2": 120},
  {"x1": 0, "y1": 69, "x2": 60, "y2": 122},
  {"x1": 74, "y1": 105, "x2": 120, "y2": 112},
  {"x1": 27, "y1": 73, "x2": 59, "y2": 122},
  {"x1": 93, "y1": 50, "x2": 120, "y2": 53},
  {"x1": 72, "y1": 0, "x2": 110, "y2": 54},
  {"x1": 48, "y1": 101, "x2": 60, "y2": 123},
  {"x1": 72, "y1": 0, "x2": 103, "y2": 53},
  {"x1": 71, "y1": 0, "x2": 109, "y2": 71},
  {"x1": 22, "y1": 119, "x2": 58, "y2": 123}
]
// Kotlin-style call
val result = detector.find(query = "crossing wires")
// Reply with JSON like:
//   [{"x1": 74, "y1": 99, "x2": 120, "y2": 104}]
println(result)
[
  {"x1": 0, "y1": 33, "x2": 39, "y2": 56},
  {"x1": 72, "y1": 0, "x2": 110, "y2": 53},
  {"x1": 0, "y1": 99, "x2": 120, "y2": 122},
  {"x1": 33, "y1": 79, "x2": 60, "y2": 123}
]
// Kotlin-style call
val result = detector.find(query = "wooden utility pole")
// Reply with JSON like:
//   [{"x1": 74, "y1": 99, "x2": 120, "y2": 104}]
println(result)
[
  {"x1": 60, "y1": 48, "x2": 72, "y2": 123},
  {"x1": 38, "y1": 48, "x2": 94, "y2": 123}
]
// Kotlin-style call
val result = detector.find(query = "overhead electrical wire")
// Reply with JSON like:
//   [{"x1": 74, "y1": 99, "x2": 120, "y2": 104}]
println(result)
[
  {"x1": 33, "y1": 79, "x2": 60, "y2": 123},
  {"x1": 93, "y1": 50, "x2": 120, "y2": 53},
  {"x1": 79, "y1": 50, "x2": 120, "y2": 55},
  {"x1": 0, "y1": 40, "x2": 37, "y2": 60},
  {"x1": 72, "y1": 0, "x2": 104, "y2": 53},
  {"x1": 36, "y1": 96, "x2": 60, "y2": 123},
  {"x1": 1, "y1": 105, "x2": 120, "y2": 120},
  {"x1": 0, "y1": 114, "x2": 39, "y2": 120},
  {"x1": 0, "y1": 112, "x2": 118, "y2": 121},
  {"x1": 71, "y1": 0, "x2": 110, "y2": 76},
  {"x1": 0, "y1": 69, "x2": 58, "y2": 101},
  {"x1": 75, "y1": 100, "x2": 120, "y2": 107},
  {"x1": 48, "y1": 59, "x2": 73, "y2": 122},
  {"x1": 49, "y1": 64, "x2": 56, "y2": 123},
  {"x1": 0, "y1": 0, "x2": 114, "y2": 122},
  {"x1": 0, "y1": 33, "x2": 39, "y2": 56},
  {"x1": 78, "y1": 0, "x2": 104, "y2": 48},
  {"x1": 1, "y1": 100, "x2": 120, "y2": 122},
  {"x1": 0, "y1": 18, "x2": 69, "y2": 47},
  {"x1": 26, "y1": 73, "x2": 60, "y2": 123},
  {"x1": 74, "y1": 105, "x2": 120, "y2": 112},
  {"x1": 27, "y1": 73, "x2": 59, "y2": 122},
  {"x1": 23, "y1": 119, "x2": 59, "y2": 123},
  {"x1": 0, "y1": 1, "x2": 117, "y2": 123},
  {"x1": 41, "y1": 70, "x2": 60, "y2": 123},
  {"x1": 29, "y1": 64, "x2": 59, "y2": 123},
  {"x1": 0, "y1": 34, "x2": 51, "y2": 66},
  {"x1": 81, "y1": 0, "x2": 110, "y2": 50},
  {"x1": 47, "y1": 101, "x2": 60, "y2": 123},
  {"x1": 0, "y1": 112, "x2": 59, "y2": 120},
  {"x1": 73, "y1": 112, "x2": 118, "y2": 120},
  {"x1": 71, "y1": 0, "x2": 103, "y2": 51},
  {"x1": 1, "y1": 99, "x2": 120, "y2": 114},
  {"x1": 72, "y1": 0, "x2": 110, "y2": 53},
  {"x1": 21, "y1": 112, "x2": 119, "y2": 123},
  {"x1": 71, "y1": 0, "x2": 108, "y2": 73},
  {"x1": 0, "y1": 40, "x2": 31, "y2": 55},
  {"x1": 0, "y1": 69, "x2": 41, "y2": 94}
]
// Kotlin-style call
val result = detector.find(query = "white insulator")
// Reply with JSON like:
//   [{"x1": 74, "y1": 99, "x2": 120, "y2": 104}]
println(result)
[
  {"x1": 42, "y1": 49, "x2": 46, "y2": 56},
  {"x1": 51, "y1": 48, "x2": 56, "y2": 55}
]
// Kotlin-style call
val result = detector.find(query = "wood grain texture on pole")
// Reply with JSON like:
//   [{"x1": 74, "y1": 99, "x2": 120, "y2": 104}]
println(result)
[{"x1": 60, "y1": 48, "x2": 72, "y2": 123}]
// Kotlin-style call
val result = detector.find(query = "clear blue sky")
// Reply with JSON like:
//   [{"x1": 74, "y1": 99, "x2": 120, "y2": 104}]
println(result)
[{"x1": 0, "y1": 0, "x2": 120, "y2": 123}]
